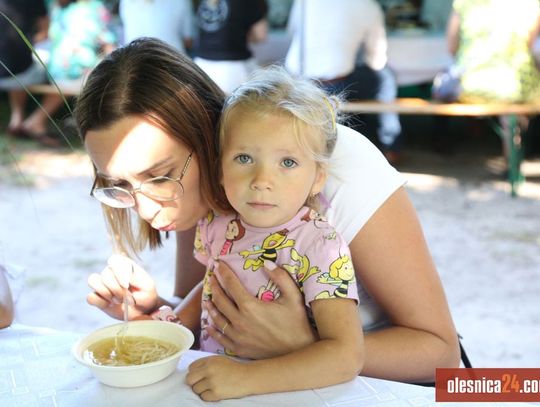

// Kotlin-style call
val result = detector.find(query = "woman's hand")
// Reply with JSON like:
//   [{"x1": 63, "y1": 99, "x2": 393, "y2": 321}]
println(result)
[
  {"x1": 86, "y1": 254, "x2": 158, "y2": 320},
  {"x1": 204, "y1": 261, "x2": 317, "y2": 359}
]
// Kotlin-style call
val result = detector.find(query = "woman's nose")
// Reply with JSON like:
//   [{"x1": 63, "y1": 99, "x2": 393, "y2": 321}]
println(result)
[{"x1": 134, "y1": 193, "x2": 162, "y2": 221}]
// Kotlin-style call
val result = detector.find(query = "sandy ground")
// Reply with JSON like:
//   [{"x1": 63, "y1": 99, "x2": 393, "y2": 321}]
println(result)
[{"x1": 1, "y1": 138, "x2": 539, "y2": 369}]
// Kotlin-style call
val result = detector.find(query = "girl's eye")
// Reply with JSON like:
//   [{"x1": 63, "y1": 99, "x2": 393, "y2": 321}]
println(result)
[
  {"x1": 281, "y1": 158, "x2": 298, "y2": 168},
  {"x1": 234, "y1": 154, "x2": 252, "y2": 164}
]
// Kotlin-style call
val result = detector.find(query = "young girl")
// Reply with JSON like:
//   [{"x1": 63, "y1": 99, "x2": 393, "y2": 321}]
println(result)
[{"x1": 180, "y1": 67, "x2": 363, "y2": 400}]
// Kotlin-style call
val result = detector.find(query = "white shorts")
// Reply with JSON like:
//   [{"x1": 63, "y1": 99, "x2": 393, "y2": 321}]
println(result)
[
  {"x1": 0, "y1": 62, "x2": 46, "y2": 90},
  {"x1": 194, "y1": 57, "x2": 258, "y2": 95}
]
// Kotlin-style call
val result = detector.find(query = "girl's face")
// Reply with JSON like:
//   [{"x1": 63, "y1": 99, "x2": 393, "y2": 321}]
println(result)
[
  {"x1": 221, "y1": 110, "x2": 326, "y2": 228},
  {"x1": 85, "y1": 115, "x2": 209, "y2": 232}
]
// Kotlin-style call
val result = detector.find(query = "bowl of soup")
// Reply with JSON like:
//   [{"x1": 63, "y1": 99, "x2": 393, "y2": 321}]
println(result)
[{"x1": 73, "y1": 320, "x2": 194, "y2": 388}]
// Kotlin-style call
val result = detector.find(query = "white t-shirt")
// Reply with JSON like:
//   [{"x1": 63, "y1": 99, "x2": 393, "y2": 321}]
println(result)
[
  {"x1": 119, "y1": 0, "x2": 194, "y2": 53},
  {"x1": 285, "y1": 0, "x2": 387, "y2": 80},
  {"x1": 325, "y1": 124, "x2": 405, "y2": 330}
]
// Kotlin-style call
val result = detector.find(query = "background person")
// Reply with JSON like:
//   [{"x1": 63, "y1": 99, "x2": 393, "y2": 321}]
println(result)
[
  {"x1": 0, "y1": 0, "x2": 49, "y2": 143},
  {"x1": 284, "y1": 0, "x2": 403, "y2": 164},
  {"x1": 119, "y1": 0, "x2": 194, "y2": 54},
  {"x1": 2, "y1": 0, "x2": 117, "y2": 147},
  {"x1": 432, "y1": 0, "x2": 540, "y2": 158},
  {"x1": 193, "y1": 0, "x2": 268, "y2": 94},
  {"x1": 76, "y1": 38, "x2": 460, "y2": 385},
  {"x1": 443, "y1": 0, "x2": 540, "y2": 104}
]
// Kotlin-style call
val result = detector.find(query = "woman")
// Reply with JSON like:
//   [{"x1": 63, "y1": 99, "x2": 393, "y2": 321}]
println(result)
[{"x1": 77, "y1": 38, "x2": 460, "y2": 384}]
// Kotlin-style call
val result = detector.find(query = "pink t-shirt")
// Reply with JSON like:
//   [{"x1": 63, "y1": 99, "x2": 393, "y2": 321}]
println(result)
[{"x1": 194, "y1": 207, "x2": 359, "y2": 355}]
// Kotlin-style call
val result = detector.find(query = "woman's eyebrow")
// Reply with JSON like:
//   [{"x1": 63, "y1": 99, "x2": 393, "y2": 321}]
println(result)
[
  {"x1": 135, "y1": 156, "x2": 175, "y2": 176},
  {"x1": 96, "y1": 157, "x2": 175, "y2": 180}
]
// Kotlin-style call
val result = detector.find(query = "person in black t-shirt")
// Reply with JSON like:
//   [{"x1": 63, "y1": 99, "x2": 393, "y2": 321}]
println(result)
[{"x1": 194, "y1": 0, "x2": 268, "y2": 94}]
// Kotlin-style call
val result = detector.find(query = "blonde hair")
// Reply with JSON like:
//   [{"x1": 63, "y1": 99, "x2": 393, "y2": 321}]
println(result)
[{"x1": 219, "y1": 65, "x2": 343, "y2": 210}]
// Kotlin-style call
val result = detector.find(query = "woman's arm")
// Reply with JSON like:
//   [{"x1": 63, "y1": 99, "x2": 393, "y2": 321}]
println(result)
[
  {"x1": 186, "y1": 297, "x2": 363, "y2": 402},
  {"x1": 174, "y1": 281, "x2": 203, "y2": 333},
  {"x1": 0, "y1": 268, "x2": 14, "y2": 328},
  {"x1": 247, "y1": 18, "x2": 268, "y2": 44},
  {"x1": 175, "y1": 228, "x2": 206, "y2": 298},
  {"x1": 204, "y1": 187, "x2": 460, "y2": 382},
  {"x1": 352, "y1": 187, "x2": 460, "y2": 382}
]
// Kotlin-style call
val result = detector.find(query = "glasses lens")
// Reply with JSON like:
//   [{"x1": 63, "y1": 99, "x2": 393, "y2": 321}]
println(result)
[
  {"x1": 92, "y1": 187, "x2": 134, "y2": 208},
  {"x1": 141, "y1": 178, "x2": 184, "y2": 201}
]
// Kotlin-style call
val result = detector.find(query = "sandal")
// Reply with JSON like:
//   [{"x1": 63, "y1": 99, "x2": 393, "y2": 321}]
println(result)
[
  {"x1": 6, "y1": 125, "x2": 25, "y2": 137},
  {"x1": 15, "y1": 128, "x2": 62, "y2": 148}
]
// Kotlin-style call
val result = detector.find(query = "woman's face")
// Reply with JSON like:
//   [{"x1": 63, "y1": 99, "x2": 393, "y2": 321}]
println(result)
[{"x1": 85, "y1": 115, "x2": 209, "y2": 232}]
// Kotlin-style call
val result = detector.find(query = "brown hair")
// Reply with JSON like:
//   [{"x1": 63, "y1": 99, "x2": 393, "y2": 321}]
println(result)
[{"x1": 75, "y1": 38, "x2": 230, "y2": 254}]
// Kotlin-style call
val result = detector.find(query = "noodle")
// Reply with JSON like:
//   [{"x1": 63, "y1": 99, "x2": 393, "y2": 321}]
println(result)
[{"x1": 85, "y1": 336, "x2": 180, "y2": 366}]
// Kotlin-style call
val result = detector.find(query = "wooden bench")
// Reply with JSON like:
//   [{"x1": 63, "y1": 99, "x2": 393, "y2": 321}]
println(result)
[
  {"x1": 341, "y1": 98, "x2": 540, "y2": 197},
  {"x1": 22, "y1": 86, "x2": 539, "y2": 196},
  {"x1": 26, "y1": 83, "x2": 80, "y2": 97}
]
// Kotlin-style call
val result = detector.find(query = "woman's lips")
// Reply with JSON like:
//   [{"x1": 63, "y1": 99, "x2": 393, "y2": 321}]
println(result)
[{"x1": 155, "y1": 222, "x2": 176, "y2": 232}]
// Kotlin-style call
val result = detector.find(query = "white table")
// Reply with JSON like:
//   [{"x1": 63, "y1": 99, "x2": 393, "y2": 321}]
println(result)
[{"x1": 0, "y1": 324, "x2": 438, "y2": 406}]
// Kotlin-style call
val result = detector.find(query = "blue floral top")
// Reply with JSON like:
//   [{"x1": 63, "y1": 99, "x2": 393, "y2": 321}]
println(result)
[{"x1": 47, "y1": 0, "x2": 116, "y2": 81}]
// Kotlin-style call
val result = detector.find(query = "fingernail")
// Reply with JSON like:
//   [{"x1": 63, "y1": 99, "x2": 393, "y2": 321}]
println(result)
[{"x1": 263, "y1": 260, "x2": 277, "y2": 270}]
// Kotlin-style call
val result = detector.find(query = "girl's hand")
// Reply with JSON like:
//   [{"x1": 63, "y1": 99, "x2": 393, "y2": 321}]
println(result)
[
  {"x1": 204, "y1": 261, "x2": 317, "y2": 359},
  {"x1": 186, "y1": 355, "x2": 250, "y2": 401},
  {"x1": 86, "y1": 255, "x2": 158, "y2": 320}
]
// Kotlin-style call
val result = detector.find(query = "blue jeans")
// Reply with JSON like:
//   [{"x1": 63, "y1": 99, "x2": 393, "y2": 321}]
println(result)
[{"x1": 321, "y1": 64, "x2": 403, "y2": 152}]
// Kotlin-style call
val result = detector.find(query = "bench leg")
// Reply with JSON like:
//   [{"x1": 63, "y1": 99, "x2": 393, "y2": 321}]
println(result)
[{"x1": 492, "y1": 115, "x2": 524, "y2": 197}]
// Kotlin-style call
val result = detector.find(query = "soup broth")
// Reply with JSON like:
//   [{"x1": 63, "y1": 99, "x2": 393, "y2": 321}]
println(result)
[{"x1": 85, "y1": 336, "x2": 180, "y2": 366}]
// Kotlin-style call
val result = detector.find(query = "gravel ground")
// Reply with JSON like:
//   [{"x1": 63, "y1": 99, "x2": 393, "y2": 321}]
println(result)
[{"x1": 1, "y1": 139, "x2": 539, "y2": 369}]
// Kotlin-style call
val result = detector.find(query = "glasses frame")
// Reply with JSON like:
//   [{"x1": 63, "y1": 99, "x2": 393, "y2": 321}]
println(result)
[{"x1": 90, "y1": 151, "x2": 193, "y2": 208}]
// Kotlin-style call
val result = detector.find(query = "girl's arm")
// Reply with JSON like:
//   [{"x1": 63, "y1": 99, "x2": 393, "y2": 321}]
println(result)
[
  {"x1": 186, "y1": 298, "x2": 363, "y2": 402},
  {"x1": 204, "y1": 188, "x2": 460, "y2": 382}
]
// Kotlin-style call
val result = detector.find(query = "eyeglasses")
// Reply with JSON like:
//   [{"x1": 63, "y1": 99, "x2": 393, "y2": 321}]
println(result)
[{"x1": 90, "y1": 152, "x2": 193, "y2": 208}]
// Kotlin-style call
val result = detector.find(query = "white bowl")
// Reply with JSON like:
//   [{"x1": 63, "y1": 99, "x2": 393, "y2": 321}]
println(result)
[{"x1": 73, "y1": 320, "x2": 194, "y2": 388}]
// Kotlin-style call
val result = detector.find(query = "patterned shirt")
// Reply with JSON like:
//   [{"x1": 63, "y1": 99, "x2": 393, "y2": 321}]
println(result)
[
  {"x1": 48, "y1": 0, "x2": 116, "y2": 81},
  {"x1": 194, "y1": 207, "x2": 359, "y2": 355},
  {"x1": 454, "y1": 0, "x2": 540, "y2": 103}
]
